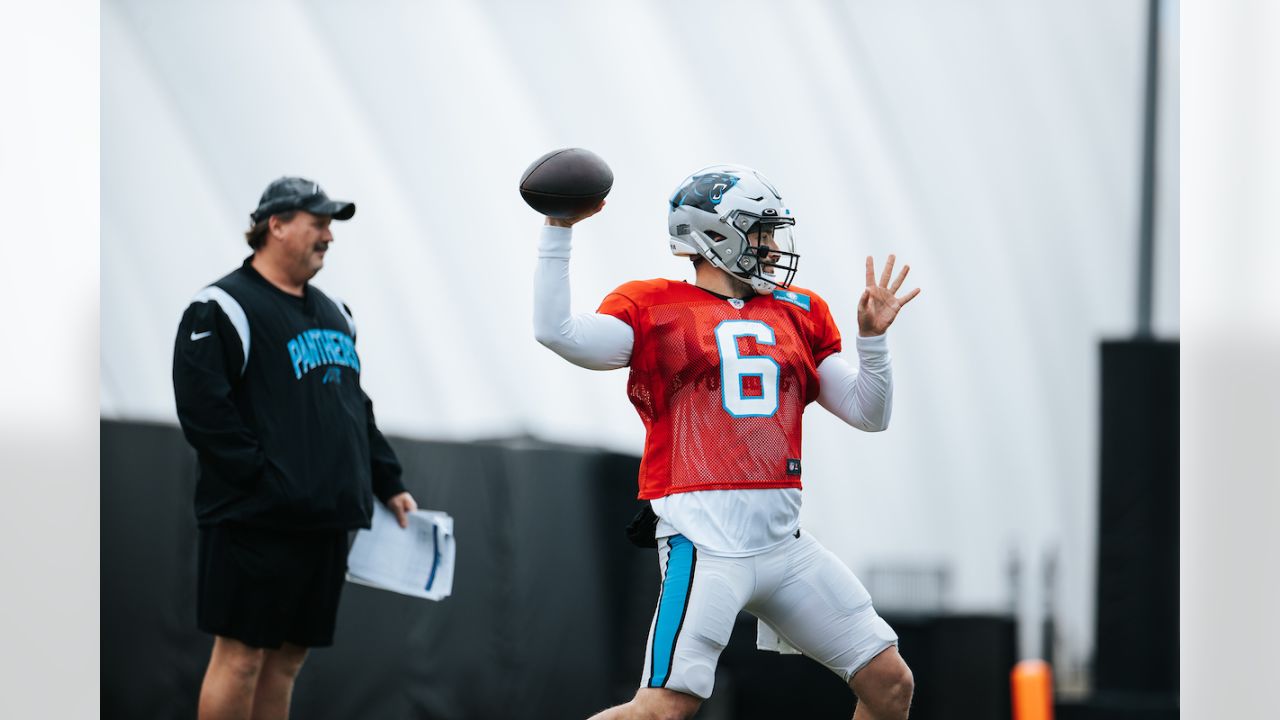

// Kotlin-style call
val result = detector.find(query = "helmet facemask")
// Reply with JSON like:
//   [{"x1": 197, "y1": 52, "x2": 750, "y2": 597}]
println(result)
[{"x1": 721, "y1": 210, "x2": 799, "y2": 294}]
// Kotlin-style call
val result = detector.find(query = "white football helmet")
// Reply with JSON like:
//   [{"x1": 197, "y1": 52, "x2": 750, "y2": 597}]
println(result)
[{"x1": 668, "y1": 164, "x2": 798, "y2": 294}]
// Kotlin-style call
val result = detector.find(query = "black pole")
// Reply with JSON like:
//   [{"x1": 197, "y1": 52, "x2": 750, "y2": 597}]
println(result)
[{"x1": 1136, "y1": 0, "x2": 1162, "y2": 338}]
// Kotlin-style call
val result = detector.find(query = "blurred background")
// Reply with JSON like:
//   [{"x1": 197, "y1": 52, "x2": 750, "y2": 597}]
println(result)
[{"x1": 98, "y1": 0, "x2": 1179, "y2": 718}]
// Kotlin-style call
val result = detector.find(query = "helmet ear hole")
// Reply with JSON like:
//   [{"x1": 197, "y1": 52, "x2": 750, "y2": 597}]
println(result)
[{"x1": 706, "y1": 231, "x2": 726, "y2": 241}]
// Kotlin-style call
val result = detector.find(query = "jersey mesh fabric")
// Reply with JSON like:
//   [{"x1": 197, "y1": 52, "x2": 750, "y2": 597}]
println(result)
[{"x1": 598, "y1": 280, "x2": 841, "y2": 500}]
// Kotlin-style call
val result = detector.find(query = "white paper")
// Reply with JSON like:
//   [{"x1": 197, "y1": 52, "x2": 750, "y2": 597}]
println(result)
[{"x1": 346, "y1": 502, "x2": 455, "y2": 600}]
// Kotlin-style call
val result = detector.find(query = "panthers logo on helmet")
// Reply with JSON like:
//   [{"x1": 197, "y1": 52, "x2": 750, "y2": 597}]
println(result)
[{"x1": 669, "y1": 172, "x2": 740, "y2": 213}]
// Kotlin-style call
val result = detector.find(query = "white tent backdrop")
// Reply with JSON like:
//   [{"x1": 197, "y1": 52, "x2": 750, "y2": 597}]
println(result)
[{"x1": 102, "y1": 0, "x2": 1178, "y2": 676}]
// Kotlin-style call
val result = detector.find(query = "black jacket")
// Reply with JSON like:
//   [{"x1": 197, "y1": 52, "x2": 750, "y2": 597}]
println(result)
[{"x1": 172, "y1": 257, "x2": 405, "y2": 529}]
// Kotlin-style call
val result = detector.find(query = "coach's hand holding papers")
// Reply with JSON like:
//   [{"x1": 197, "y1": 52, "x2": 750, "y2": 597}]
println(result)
[{"x1": 347, "y1": 502, "x2": 455, "y2": 601}]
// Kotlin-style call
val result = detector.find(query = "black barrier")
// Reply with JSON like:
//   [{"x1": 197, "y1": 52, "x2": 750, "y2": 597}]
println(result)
[
  {"x1": 1095, "y1": 341, "x2": 1178, "y2": 697},
  {"x1": 1056, "y1": 693, "x2": 1180, "y2": 720},
  {"x1": 103, "y1": 420, "x2": 1022, "y2": 719},
  {"x1": 699, "y1": 613, "x2": 1017, "y2": 719},
  {"x1": 101, "y1": 421, "x2": 653, "y2": 719},
  {"x1": 886, "y1": 615, "x2": 1017, "y2": 720}
]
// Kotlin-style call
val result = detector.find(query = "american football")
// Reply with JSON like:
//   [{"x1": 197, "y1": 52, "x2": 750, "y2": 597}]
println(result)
[{"x1": 519, "y1": 147, "x2": 613, "y2": 218}]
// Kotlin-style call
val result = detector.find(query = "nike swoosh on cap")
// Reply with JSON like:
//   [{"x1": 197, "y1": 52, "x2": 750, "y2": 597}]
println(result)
[{"x1": 190, "y1": 331, "x2": 213, "y2": 341}]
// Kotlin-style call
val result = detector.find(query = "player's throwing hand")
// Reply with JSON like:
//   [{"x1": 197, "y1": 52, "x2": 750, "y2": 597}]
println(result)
[
  {"x1": 545, "y1": 199, "x2": 606, "y2": 228},
  {"x1": 858, "y1": 254, "x2": 920, "y2": 337}
]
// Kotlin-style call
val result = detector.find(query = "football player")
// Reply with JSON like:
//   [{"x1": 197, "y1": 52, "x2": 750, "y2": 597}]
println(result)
[{"x1": 534, "y1": 165, "x2": 919, "y2": 720}]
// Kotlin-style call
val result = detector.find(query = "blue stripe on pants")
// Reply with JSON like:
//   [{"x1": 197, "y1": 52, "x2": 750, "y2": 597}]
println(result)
[{"x1": 649, "y1": 534, "x2": 696, "y2": 688}]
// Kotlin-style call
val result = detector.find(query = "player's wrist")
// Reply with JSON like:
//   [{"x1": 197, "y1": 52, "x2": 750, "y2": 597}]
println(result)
[{"x1": 538, "y1": 224, "x2": 573, "y2": 258}]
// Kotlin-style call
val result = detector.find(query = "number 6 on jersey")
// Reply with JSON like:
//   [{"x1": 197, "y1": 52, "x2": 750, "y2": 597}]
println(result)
[{"x1": 715, "y1": 320, "x2": 779, "y2": 417}]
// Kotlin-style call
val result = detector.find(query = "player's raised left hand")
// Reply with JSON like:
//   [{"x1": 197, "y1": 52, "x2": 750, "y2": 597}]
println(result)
[{"x1": 858, "y1": 255, "x2": 920, "y2": 337}]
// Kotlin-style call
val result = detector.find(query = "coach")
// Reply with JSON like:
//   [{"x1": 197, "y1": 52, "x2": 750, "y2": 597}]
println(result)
[{"x1": 172, "y1": 177, "x2": 417, "y2": 720}]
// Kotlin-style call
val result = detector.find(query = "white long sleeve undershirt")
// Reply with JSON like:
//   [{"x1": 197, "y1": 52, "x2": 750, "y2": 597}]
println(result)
[
  {"x1": 532, "y1": 224, "x2": 894, "y2": 429},
  {"x1": 815, "y1": 340, "x2": 893, "y2": 432},
  {"x1": 532, "y1": 225, "x2": 633, "y2": 370}
]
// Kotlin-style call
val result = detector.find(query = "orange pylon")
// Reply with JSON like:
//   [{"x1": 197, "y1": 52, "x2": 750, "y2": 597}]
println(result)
[{"x1": 1011, "y1": 659, "x2": 1054, "y2": 720}]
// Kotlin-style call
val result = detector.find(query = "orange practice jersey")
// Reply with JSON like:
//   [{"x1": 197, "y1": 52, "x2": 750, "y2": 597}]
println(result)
[{"x1": 597, "y1": 279, "x2": 842, "y2": 500}]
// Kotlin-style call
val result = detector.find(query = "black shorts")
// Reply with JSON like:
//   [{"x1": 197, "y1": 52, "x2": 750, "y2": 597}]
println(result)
[{"x1": 197, "y1": 523, "x2": 350, "y2": 649}]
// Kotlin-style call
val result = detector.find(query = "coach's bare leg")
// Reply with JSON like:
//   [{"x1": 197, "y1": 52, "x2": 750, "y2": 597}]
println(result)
[
  {"x1": 850, "y1": 646, "x2": 914, "y2": 720},
  {"x1": 588, "y1": 687, "x2": 702, "y2": 720},
  {"x1": 250, "y1": 642, "x2": 309, "y2": 720},
  {"x1": 199, "y1": 636, "x2": 266, "y2": 720}
]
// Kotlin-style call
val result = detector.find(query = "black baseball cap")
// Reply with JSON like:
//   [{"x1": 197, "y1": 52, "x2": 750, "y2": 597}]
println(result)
[{"x1": 250, "y1": 176, "x2": 356, "y2": 223}]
